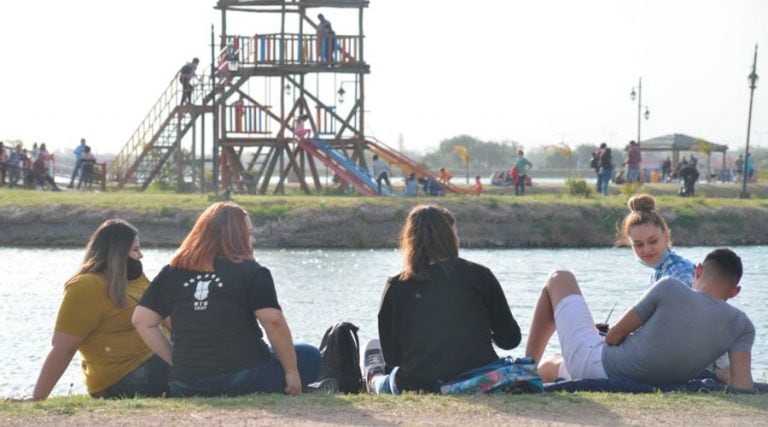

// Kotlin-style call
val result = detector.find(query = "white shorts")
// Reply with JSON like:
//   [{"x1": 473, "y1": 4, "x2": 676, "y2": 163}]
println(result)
[{"x1": 554, "y1": 294, "x2": 608, "y2": 380}]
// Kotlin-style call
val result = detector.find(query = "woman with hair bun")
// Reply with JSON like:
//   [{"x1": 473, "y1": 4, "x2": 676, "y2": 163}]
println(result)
[{"x1": 617, "y1": 193, "x2": 695, "y2": 286}]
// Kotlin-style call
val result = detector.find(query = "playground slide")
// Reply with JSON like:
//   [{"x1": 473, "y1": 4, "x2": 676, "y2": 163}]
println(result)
[
  {"x1": 295, "y1": 138, "x2": 387, "y2": 196},
  {"x1": 366, "y1": 139, "x2": 473, "y2": 194}
]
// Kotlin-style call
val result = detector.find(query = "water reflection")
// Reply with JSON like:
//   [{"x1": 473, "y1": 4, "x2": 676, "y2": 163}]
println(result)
[{"x1": 1, "y1": 246, "x2": 766, "y2": 396}]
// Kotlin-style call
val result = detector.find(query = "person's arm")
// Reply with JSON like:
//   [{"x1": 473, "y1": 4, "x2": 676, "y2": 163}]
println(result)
[
  {"x1": 132, "y1": 306, "x2": 173, "y2": 366},
  {"x1": 481, "y1": 268, "x2": 521, "y2": 349},
  {"x1": 255, "y1": 307, "x2": 301, "y2": 395},
  {"x1": 604, "y1": 308, "x2": 642, "y2": 346},
  {"x1": 723, "y1": 351, "x2": 753, "y2": 391},
  {"x1": 377, "y1": 280, "x2": 400, "y2": 368},
  {"x1": 28, "y1": 332, "x2": 84, "y2": 400}
]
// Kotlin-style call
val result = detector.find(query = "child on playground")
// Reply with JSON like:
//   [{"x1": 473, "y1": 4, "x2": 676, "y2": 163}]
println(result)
[
  {"x1": 294, "y1": 114, "x2": 311, "y2": 140},
  {"x1": 438, "y1": 167, "x2": 453, "y2": 185},
  {"x1": 473, "y1": 175, "x2": 483, "y2": 195}
]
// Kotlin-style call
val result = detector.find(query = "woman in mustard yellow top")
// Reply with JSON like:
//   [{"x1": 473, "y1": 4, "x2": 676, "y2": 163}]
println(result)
[{"x1": 26, "y1": 219, "x2": 169, "y2": 400}]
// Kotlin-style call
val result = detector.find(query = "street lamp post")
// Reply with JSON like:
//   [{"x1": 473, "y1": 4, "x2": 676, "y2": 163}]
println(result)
[
  {"x1": 336, "y1": 79, "x2": 359, "y2": 105},
  {"x1": 740, "y1": 44, "x2": 759, "y2": 199},
  {"x1": 630, "y1": 78, "x2": 650, "y2": 144}
]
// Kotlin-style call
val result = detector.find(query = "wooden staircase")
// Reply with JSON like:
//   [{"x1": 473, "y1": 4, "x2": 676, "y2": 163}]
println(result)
[{"x1": 111, "y1": 58, "x2": 236, "y2": 190}]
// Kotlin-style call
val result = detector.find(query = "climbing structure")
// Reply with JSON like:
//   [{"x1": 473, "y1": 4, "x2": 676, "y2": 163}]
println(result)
[{"x1": 110, "y1": 0, "x2": 468, "y2": 195}]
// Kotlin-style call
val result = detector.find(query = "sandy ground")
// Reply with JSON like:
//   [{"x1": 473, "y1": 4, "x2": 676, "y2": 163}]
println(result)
[{"x1": 3, "y1": 406, "x2": 768, "y2": 426}]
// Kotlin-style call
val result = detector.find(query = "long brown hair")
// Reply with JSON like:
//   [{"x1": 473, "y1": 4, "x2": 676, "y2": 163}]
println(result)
[
  {"x1": 171, "y1": 202, "x2": 254, "y2": 271},
  {"x1": 616, "y1": 193, "x2": 672, "y2": 247},
  {"x1": 398, "y1": 204, "x2": 459, "y2": 281},
  {"x1": 76, "y1": 219, "x2": 138, "y2": 308}
]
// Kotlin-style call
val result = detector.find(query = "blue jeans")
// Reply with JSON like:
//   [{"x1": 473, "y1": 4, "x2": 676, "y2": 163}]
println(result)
[
  {"x1": 599, "y1": 168, "x2": 613, "y2": 195},
  {"x1": 626, "y1": 167, "x2": 640, "y2": 182},
  {"x1": 169, "y1": 344, "x2": 321, "y2": 397},
  {"x1": 371, "y1": 366, "x2": 400, "y2": 395},
  {"x1": 91, "y1": 355, "x2": 170, "y2": 399}
]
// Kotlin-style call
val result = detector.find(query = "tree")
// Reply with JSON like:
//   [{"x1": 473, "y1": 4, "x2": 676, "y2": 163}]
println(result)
[
  {"x1": 693, "y1": 139, "x2": 714, "y2": 181},
  {"x1": 544, "y1": 143, "x2": 574, "y2": 174},
  {"x1": 421, "y1": 135, "x2": 520, "y2": 176}
]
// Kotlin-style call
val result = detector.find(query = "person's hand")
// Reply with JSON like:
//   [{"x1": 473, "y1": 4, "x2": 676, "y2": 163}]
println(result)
[{"x1": 284, "y1": 370, "x2": 302, "y2": 395}]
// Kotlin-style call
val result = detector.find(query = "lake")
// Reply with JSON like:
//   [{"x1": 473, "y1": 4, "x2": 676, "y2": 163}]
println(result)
[{"x1": 1, "y1": 246, "x2": 766, "y2": 397}]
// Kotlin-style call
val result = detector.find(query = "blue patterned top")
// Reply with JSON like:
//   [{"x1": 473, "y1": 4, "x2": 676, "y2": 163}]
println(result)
[{"x1": 649, "y1": 250, "x2": 695, "y2": 287}]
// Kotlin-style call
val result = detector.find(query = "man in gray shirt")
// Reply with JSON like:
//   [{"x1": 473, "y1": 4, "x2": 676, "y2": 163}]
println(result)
[{"x1": 525, "y1": 248, "x2": 755, "y2": 391}]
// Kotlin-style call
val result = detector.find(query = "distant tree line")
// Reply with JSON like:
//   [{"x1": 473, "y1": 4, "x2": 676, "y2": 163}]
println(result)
[{"x1": 415, "y1": 135, "x2": 766, "y2": 178}]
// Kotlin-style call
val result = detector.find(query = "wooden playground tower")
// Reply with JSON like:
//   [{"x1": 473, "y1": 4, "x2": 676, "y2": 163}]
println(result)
[{"x1": 109, "y1": 0, "x2": 468, "y2": 195}]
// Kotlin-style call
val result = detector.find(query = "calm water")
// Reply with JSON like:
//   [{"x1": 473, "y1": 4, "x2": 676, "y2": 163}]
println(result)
[{"x1": 1, "y1": 246, "x2": 766, "y2": 397}]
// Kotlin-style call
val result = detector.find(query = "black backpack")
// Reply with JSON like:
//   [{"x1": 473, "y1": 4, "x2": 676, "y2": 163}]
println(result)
[
  {"x1": 317, "y1": 322, "x2": 364, "y2": 393},
  {"x1": 589, "y1": 152, "x2": 600, "y2": 170}
]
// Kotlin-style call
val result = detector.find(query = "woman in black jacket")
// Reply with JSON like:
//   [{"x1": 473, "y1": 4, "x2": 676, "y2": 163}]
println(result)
[{"x1": 366, "y1": 204, "x2": 521, "y2": 394}]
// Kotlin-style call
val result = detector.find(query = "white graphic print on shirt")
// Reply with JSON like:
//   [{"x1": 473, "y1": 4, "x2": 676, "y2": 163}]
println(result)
[{"x1": 184, "y1": 273, "x2": 223, "y2": 311}]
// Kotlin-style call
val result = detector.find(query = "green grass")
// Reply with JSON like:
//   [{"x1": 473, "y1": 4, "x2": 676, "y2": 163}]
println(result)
[{"x1": 1, "y1": 185, "x2": 767, "y2": 222}]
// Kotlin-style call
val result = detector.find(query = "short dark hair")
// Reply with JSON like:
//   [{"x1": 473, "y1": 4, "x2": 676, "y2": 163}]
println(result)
[
  {"x1": 599, "y1": 142, "x2": 607, "y2": 149},
  {"x1": 702, "y1": 248, "x2": 743, "y2": 287}
]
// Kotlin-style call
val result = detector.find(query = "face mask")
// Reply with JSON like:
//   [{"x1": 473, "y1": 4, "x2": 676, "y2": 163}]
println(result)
[
  {"x1": 637, "y1": 248, "x2": 670, "y2": 269},
  {"x1": 127, "y1": 258, "x2": 143, "y2": 280}
]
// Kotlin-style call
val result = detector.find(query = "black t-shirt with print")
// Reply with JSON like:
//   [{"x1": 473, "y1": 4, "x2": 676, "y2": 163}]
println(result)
[{"x1": 139, "y1": 257, "x2": 281, "y2": 381}]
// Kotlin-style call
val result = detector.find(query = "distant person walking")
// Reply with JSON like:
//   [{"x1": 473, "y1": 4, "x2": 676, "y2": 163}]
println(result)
[
  {"x1": 623, "y1": 141, "x2": 642, "y2": 183},
  {"x1": 316, "y1": 14, "x2": 334, "y2": 62},
  {"x1": 679, "y1": 162, "x2": 699, "y2": 197},
  {"x1": 8, "y1": 144, "x2": 23, "y2": 188},
  {"x1": 69, "y1": 138, "x2": 87, "y2": 188},
  {"x1": 371, "y1": 154, "x2": 391, "y2": 195},
  {"x1": 661, "y1": 156, "x2": 672, "y2": 181},
  {"x1": 179, "y1": 58, "x2": 199, "y2": 105},
  {"x1": 78, "y1": 146, "x2": 97, "y2": 189},
  {"x1": 746, "y1": 153, "x2": 755, "y2": 180},
  {"x1": 513, "y1": 149, "x2": 532, "y2": 196},
  {"x1": 597, "y1": 143, "x2": 613, "y2": 196},
  {"x1": 735, "y1": 154, "x2": 744, "y2": 179},
  {"x1": 0, "y1": 141, "x2": 7, "y2": 186}
]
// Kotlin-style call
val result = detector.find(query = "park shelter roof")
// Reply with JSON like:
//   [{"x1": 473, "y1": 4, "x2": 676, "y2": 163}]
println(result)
[{"x1": 640, "y1": 133, "x2": 728, "y2": 153}]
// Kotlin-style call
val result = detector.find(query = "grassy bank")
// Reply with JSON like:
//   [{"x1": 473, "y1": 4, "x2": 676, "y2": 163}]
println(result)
[
  {"x1": 3, "y1": 183, "x2": 768, "y2": 248},
  {"x1": 2, "y1": 392, "x2": 768, "y2": 425},
  {"x1": 2, "y1": 183, "x2": 768, "y2": 213}
]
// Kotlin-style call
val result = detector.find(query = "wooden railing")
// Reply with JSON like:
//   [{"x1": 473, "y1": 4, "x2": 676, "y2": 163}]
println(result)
[{"x1": 221, "y1": 33, "x2": 363, "y2": 66}]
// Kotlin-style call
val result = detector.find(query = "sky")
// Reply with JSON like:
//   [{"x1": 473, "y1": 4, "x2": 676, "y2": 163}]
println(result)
[{"x1": 1, "y1": 0, "x2": 767, "y2": 156}]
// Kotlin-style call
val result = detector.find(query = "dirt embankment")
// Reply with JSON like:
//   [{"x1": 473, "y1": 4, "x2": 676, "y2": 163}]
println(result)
[{"x1": 1, "y1": 201, "x2": 767, "y2": 248}]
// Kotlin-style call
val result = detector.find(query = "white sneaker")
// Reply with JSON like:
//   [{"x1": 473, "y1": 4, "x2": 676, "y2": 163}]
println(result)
[{"x1": 363, "y1": 339, "x2": 386, "y2": 392}]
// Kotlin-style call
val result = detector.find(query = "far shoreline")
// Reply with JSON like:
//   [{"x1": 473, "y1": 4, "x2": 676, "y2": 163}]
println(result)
[{"x1": 2, "y1": 191, "x2": 767, "y2": 248}]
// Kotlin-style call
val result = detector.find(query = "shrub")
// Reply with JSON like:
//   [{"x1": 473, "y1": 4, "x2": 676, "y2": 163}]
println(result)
[
  {"x1": 564, "y1": 178, "x2": 592, "y2": 197},
  {"x1": 620, "y1": 182, "x2": 644, "y2": 195}
]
